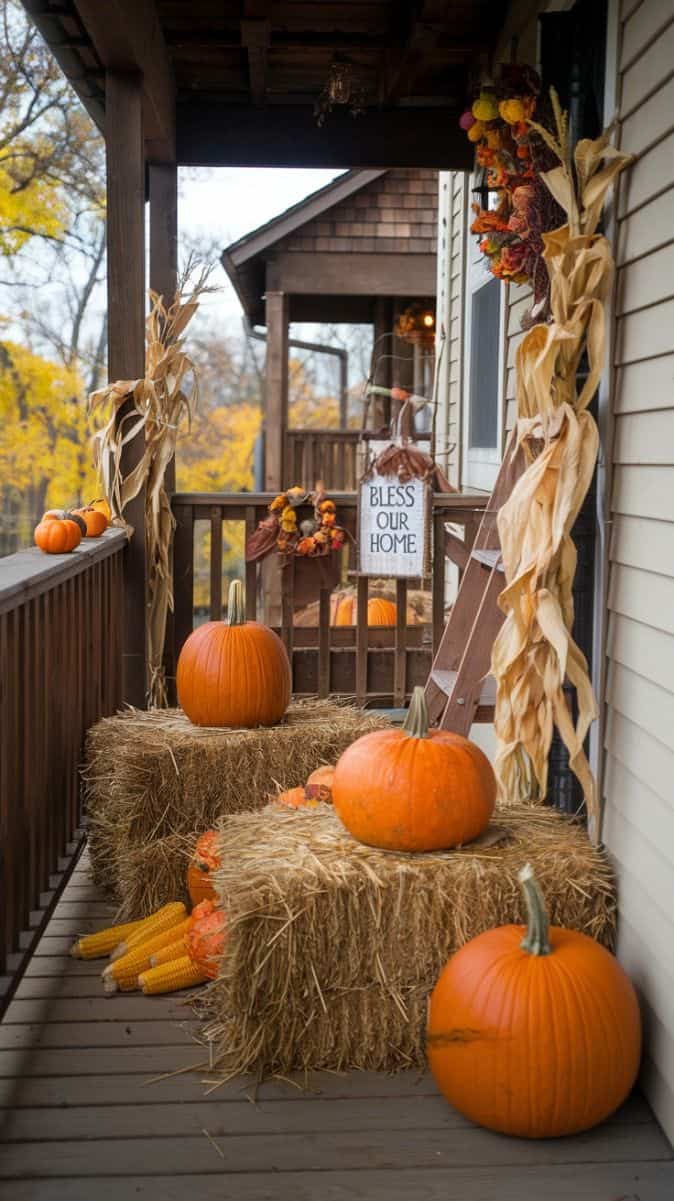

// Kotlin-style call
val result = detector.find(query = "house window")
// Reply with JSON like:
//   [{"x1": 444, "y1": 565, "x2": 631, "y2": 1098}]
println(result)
[{"x1": 468, "y1": 278, "x2": 500, "y2": 450}]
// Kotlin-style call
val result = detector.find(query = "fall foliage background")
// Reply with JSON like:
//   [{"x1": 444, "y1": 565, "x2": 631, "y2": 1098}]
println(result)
[{"x1": 0, "y1": 0, "x2": 369, "y2": 589}]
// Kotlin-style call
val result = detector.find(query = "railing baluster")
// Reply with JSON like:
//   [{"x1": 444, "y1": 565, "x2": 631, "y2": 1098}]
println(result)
[
  {"x1": 209, "y1": 505, "x2": 223, "y2": 621},
  {"x1": 172, "y1": 503, "x2": 195, "y2": 666},
  {"x1": 356, "y1": 576, "x2": 368, "y2": 708},
  {"x1": 244, "y1": 506, "x2": 257, "y2": 620},
  {"x1": 318, "y1": 588, "x2": 330, "y2": 699},
  {"x1": 394, "y1": 579, "x2": 407, "y2": 707}
]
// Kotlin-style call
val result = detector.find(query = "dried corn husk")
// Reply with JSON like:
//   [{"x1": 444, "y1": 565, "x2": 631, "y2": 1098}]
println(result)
[
  {"x1": 88, "y1": 263, "x2": 215, "y2": 707},
  {"x1": 491, "y1": 97, "x2": 631, "y2": 843}
]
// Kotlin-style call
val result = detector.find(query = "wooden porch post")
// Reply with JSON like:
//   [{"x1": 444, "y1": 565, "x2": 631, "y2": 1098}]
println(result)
[
  {"x1": 373, "y1": 297, "x2": 393, "y2": 427},
  {"x1": 264, "y1": 290, "x2": 289, "y2": 491},
  {"x1": 106, "y1": 71, "x2": 146, "y2": 707},
  {"x1": 149, "y1": 162, "x2": 178, "y2": 495}
]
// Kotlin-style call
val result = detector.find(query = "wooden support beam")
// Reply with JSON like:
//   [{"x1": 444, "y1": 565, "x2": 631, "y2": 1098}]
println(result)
[
  {"x1": 149, "y1": 162, "x2": 178, "y2": 494},
  {"x1": 106, "y1": 72, "x2": 146, "y2": 707},
  {"x1": 241, "y1": 17, "x2": 271, "y2": 106},
  {"x1": 74, "y1": 0, "x2": 175, "y2": 160},
  {"x1": 264, "y1": 291, "x2": 289, "y2": 492},
  {"x1": 383, "y1": 20, "x2": 441, "y2": 103},
  {"x1": 176, "y1": 103, "x2": 472, "y2": 169}
]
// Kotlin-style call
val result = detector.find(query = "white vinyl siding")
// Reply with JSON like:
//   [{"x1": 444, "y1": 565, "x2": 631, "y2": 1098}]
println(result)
[{"x1": 602, "y1": 0, "x2": 674, "y2": 1144}]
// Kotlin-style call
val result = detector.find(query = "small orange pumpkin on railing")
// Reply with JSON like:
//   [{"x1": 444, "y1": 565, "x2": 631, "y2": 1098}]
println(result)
[
  {"x1": 34, "y1": 515, "x2": 83, "y2": 554},
  {"x1": 72, "y1": 506, "x2": 109, "y2": 537}
]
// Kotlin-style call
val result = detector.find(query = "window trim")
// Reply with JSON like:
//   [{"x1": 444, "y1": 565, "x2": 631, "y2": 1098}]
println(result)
[{"x1": 462, "y1": 211, "x2": 506, "y2": 492}]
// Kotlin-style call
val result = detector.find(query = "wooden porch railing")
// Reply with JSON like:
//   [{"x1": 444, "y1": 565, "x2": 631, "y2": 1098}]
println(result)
[
  {"x1": 0, "y1": 530, "x2": 126, "y2": 982},
  {"x1": 172, "y1": 491, "x2": 486, "y2": 708},
  {"x1": 285, "y1": 429, "x2": 360, "y2": 491}
]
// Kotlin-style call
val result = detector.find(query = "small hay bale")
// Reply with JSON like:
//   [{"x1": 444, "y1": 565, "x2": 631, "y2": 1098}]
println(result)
[
  {"x1": 200, "y1": 803, "x2": 616, "y2": 1078},
  {"x1": 83, "y1": 700, "x2": 388, "y2": 916}
]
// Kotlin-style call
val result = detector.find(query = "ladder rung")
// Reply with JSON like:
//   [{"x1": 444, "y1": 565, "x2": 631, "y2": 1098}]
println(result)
[
  {"x1": 431, "y1": 669, "x2": 497, "y2": 706},
  {"x1": 471, "y1": 548, "x2": 504, "y2": 572}
]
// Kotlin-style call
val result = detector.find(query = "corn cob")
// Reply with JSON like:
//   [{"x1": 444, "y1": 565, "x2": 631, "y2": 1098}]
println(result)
[
  {"x1": 150, "y1": 937, "x2": 187, "y2": 967},
  {"x1": 70, "y1": 918, "x2": 146, "y2": 960},
  {"x1": 103, "y1": 918, "x2": 191, "y2": 994},
  {"x1": 109, "y1": 902, "x2": 187, "y2": 961},
  {"x1": 138, "y1": 956, "x2": 207, "y2": 995}
]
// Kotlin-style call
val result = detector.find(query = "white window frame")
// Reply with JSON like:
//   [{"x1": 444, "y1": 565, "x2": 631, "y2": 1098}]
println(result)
[{"x1": 462, "y1": 189, "x2": 506, "y2": 492}]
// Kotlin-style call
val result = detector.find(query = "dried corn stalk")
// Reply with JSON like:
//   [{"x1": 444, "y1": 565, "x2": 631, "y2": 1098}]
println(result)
[
  {"x1": 491, "y1": 95, "x2": 630, "y2": 843},
  {"x1": 89, "y1": 263, "x2": 214, "y2": 708}
]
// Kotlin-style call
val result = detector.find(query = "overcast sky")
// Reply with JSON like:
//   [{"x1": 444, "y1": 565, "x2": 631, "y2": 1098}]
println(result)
[{"x1": 179, "y1": 167, "x2": 345, "y2": 332}]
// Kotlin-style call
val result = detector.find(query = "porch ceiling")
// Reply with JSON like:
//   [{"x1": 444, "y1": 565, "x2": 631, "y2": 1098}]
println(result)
[{"x1": 20, "y1": 0, "x2": 510, "y2": 168}]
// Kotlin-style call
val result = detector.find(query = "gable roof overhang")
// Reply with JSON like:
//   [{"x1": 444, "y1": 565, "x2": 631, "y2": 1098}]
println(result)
[{"x1": 221, "y1": 168, "x2": 437, "y2": 326}]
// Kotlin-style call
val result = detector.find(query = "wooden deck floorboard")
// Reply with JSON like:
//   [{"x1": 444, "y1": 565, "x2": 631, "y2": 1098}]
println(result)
[{"x1": 1, "y1": 850, "x2": 673, "y2": 1200}]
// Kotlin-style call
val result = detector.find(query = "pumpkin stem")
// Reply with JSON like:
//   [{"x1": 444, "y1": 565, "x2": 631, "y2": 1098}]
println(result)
[
  {"x1": 403, "y1": 686, "x2": 430, "y2": 739},
  {"x1": 518, "y1": 863, "x2": 551, "y2": 956},
  {"x1": 226, "y1": 579, "x2": 246, "y2": 626}
]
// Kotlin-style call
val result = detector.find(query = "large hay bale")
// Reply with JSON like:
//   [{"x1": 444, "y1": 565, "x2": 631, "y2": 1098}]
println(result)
[
  {"x1": 83, "y1": 701, "x2": 388, "y2": 917},
  {"x1": 200, "y1": 803, "x2": 616, "y2": 1078}
]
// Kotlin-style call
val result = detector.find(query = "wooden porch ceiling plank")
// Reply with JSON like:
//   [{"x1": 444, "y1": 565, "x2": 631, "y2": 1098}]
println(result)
[
  {"x1": 176, "y1": 102, "x2": 472, "y2": 169},
  {"x1": 241, "y1": 1, "x2": 272, "y2": 105},
  {"x1": 0, "y1": 1121, "x2": 670, "y2": 1178},
  {"x1": 73, "y1": 0, "x2": 176, "y2": 159}
]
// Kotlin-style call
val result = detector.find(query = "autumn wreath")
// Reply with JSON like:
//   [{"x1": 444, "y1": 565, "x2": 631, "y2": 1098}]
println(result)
[{"x1": 245, "y1": 486, "x2": 347, "y2": 564}]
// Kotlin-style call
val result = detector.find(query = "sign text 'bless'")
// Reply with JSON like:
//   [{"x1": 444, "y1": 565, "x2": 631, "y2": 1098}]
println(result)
[{"x1": 359, "y1": 473, "x2": 427, "y2": 577}]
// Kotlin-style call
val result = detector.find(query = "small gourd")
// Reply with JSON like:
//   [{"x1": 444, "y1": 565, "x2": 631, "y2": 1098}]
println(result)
[{"x1": 187, "y1": 830, "x2": 220, "y2": 907}]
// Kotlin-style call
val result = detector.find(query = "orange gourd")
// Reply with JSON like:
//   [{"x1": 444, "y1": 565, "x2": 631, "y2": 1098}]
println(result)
[
  {"x1": 187, "y1": 830, "x2": 220, "y2": 907},
  {"x1": 275, "y1": 785, "x2": 318, "y2": 809},
  {"x1": 89, "y1": 497, "x2": 112, "y2": 522},
  {"x1": 332, "y1": 686, "x2": 495, "y2": 851},
  {"x1": 72, "y1": 506, "x2": 108, "y2": 537},
  {"x1": 305, "y1": 765, "x2": 335, "y2": 803},
  {"x1": 427, "y1": 864, "x2": 641, "y2": 1138},
  {"x1": 184, "y1": 899, "x2": 227, "y2": 979},
  {"x1": 34, "y1": 516, "x2": 83, "y2": 554},
  {"x1": 333, "y1": 596, "x2": 397, "y2": 626},
  {"x1": 177, "y1": 579, "x2": 291, "y2": 728}
]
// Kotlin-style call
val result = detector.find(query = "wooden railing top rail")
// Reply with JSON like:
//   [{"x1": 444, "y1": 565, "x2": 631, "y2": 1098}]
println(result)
[
  {"x1": 0, "y1": 529, "x2": 127, "y2": 616},
  {"x1": 172, "y1": 491, "x2": 489, "y2": 512},
  {"x1": 286, "y1": 429, "x2": 360, "y2": 439}
]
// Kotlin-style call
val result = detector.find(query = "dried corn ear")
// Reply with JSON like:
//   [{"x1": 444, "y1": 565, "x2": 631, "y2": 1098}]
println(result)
[
  {"x1": 138, "y1": 956, "x2": 207, "y2": 995},
  {"x1": 110, "y1": 902, "x2": 187, "y2": 960},
  {"x1": 70, "y1": 918, "x2": 145, "y2": 960}
]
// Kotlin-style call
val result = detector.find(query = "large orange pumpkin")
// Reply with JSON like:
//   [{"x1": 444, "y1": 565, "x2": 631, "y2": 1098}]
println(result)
[
  {"x1": 332, "y1": 686, "x2": 495, "y2": 851},
  {"x1": 427, "y1": 864, "x2": 641, "y2": 1138},
  {"x1": 177, "y1": 579, "x2": 291, "y2": 728},
  {"x1": 333, "y1": 596, "x2": 397, "y2": 627},
  {"x1": 187, "y1": 830, "x2": 220, "y2": 907},
  {"x1": 34, "y1": 516, "x2": 82, "y2": 554},
  {"x1": 184, "y1": 899, "x2": 227, "y2": 980},
  {"x1": 72, "y1": 506, "x2": 108, "y2": 537}
]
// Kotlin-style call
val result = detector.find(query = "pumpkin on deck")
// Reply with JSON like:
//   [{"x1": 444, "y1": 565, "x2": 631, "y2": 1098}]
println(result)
[
  {"x1": 332, "y1": 686, "x2": 495, "y2": 851},
  {"x1": 89, "y1": 497, "x2": 112, "y2": 522},
  {"x1": 334, "y1": 595, "x2": 397, "y2": 627},
  {"x1": 34, "y1": 515, "x2": 83, "y2": 554},
  {"x1": 177, "y1": 579, "x2": 291, "y2": 728},
  {"x1": 427, "y1": 864, "x2": 641, "y2": 1138},
  {"x1": 187, "y1": 830, "x2": 220, "y2": 907}
]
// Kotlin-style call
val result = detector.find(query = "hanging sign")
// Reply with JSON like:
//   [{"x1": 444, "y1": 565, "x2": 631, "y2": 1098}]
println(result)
[{"x1": 358, "y1": 472, "x2": 429, "y2": 578}]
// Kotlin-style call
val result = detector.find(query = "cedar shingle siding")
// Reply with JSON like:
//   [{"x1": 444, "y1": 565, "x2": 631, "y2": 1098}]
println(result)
[{"x1": 281, "y1": 169, "x2": 438, "y2": 257}]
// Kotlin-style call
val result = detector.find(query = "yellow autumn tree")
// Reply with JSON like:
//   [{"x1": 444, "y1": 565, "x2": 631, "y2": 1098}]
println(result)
[{"x1": 0, "y1": 340, "x2": 97, "y2": 515}]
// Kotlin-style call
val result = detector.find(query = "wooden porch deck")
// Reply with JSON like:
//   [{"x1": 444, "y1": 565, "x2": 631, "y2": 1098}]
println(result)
[{"x1": 1, "y1": 850, "x2": 673, "y2": 1201}]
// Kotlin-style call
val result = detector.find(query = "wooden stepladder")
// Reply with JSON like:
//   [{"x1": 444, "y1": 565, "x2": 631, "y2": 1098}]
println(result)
[{"x1": 425, "y1": 436, "x2": 525, "y2": 735}]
